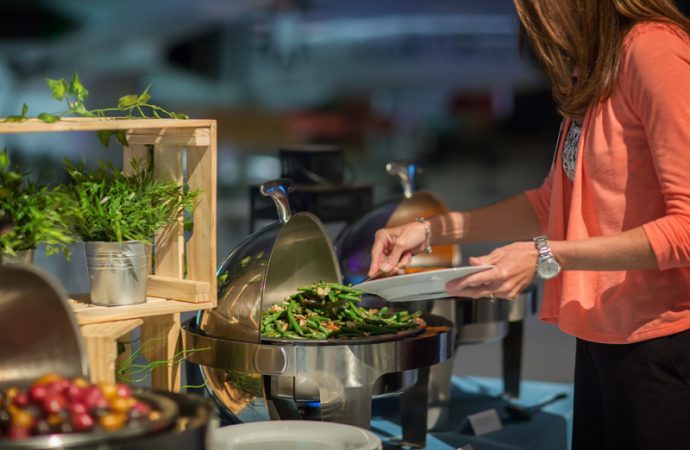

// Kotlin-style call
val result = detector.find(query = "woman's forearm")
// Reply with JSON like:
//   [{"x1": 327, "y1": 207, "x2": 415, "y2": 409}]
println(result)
[
  {"x1": 428, "y1": 193, "x2": 542, "y2": 245},
  {"x1": 550, "y1": 227, "x2": 658, "y2": 271}
]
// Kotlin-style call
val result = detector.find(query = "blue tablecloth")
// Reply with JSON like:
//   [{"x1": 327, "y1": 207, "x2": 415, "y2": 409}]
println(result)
[{"x1": 371, "y1": 376, "x2": 574, "y2": 450}]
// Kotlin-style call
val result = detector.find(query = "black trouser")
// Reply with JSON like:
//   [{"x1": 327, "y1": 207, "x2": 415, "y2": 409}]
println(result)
[{"x1": 573, "y1": 329, "x2": 690, "y2": 450}]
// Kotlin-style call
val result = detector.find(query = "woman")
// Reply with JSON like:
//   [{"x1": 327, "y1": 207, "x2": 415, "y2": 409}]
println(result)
[{"x1": 368, "y1": 1, "x2": 690, "y2": 449}]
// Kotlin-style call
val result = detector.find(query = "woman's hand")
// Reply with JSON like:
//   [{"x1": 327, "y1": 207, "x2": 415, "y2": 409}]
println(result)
[
  {"x1": 369, "y1": 221, "x2": 426, "y2": 277},
  {"x1": 445, "y1": 241, "x2": 538, "y2": 300}
]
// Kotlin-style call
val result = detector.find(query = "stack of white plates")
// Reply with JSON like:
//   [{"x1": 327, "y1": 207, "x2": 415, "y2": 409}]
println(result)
[{"x1": 212, "y1": 421, "x2": 382, "y2": 450}]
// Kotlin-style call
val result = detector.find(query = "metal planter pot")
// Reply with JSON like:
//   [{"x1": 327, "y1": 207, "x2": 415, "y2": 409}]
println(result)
[
  {"x1": 0, "y1": 249, "x2": 34, "y2": 266},
  {"x1": 85, "y1": 241, "x2": 148, "y2": 307}
]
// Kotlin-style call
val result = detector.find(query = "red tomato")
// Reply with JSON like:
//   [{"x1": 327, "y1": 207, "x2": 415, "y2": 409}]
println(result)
[
  {"x1": 115, "y1": 384, "x2": 132, "y2": 398},
  {"x1": 29, "y1": 384, "x2": 49, "y2": 403},
  {"x1": 42, "y1": 394, "x2": 67, "y2": 415},
  {"x1": 71, "y1": 413, "x2": 95, "y2": 432}
]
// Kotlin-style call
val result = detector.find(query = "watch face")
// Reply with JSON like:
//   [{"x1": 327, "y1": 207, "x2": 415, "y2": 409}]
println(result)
[{"x1": 537, "y1": 259, "x2": 561, "y2": 280}]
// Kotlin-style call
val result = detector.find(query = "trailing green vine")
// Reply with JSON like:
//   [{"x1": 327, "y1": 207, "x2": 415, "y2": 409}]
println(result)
[
  {"x1": 116, "y1": 336, "x2": 209, "y2": 389},
  {"x1": 3, "y1": 71, "x2": 189, "y2": 147}
]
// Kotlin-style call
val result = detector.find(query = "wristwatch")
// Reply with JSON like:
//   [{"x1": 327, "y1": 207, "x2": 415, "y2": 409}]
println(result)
[{"x1": 533, "y1": 235, "x2": 561, "y2": 280}]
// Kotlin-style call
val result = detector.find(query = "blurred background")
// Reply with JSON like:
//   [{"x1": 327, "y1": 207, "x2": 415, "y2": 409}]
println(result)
[{"x1": 2, "y1": 0, "x2": 688, "y2": 385}]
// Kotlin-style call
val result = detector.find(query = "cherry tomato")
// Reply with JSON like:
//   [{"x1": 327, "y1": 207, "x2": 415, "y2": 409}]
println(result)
[
  {"x1": 99, "y1": 412, "x2": 127, "y2": 432},
  {"x1": 13, "y1": 392, "x2": 29, "y2": 408},
  {"x1": 11, "y1": 409, "x2": 35, "y2": 429},
  {"x1": 65, "y1": 384, "x2": 85, "y2": 402},
  {"x1": 71, "y1": 377, "x2": 90, "y2": 389},
  {"x1": 99, "y1": 383, "x2": 118, "y2": 401},
  {"x1": 71, "y1": 413, "x2": 95, "y2": 432},
  {"x1": 29, "y1": 384, "x2": 49, "y2": 403},
  {"x1": 115, "y1": 384, "x2": 132, "y2": 398},
  {"x1": 34, "y1": 373, "x2": 64, "y2": 386},
  {"x1": 69, "y1": 401, "x2": 88, "y2": 416},
  {"x1": 42, "y1": 394, "x2": 67, "y2": 415}
]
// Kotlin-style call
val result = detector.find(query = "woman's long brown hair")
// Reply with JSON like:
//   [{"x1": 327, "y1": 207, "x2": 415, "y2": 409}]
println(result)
[{"x1": 514, "y1": 0, "x2": 690, "y2": 119}]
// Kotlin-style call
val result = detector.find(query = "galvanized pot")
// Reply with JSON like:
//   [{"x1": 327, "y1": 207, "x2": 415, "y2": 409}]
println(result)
[
  {"x1": 0, "y1": 249, "x2": 35, "y2": 266},
  {"x1": 85, "y1": 241, "x2": 148, "y2": 306}
]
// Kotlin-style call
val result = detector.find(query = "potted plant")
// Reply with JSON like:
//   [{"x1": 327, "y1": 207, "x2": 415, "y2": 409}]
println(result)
[
  {"x1": 63, "y1": 159, "x2": 198, "y2": 307},
  {"x1": 0, "y1": 150, "x2": 73, "y2": 265}
]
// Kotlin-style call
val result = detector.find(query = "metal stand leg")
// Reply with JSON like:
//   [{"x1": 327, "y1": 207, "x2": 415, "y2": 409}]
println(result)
[
  {"x1": 263, "y1": 376, "x2": 303, "y2": 420},
  {"x1": 320, "y1": 386, "x2": 374, "y2": 429},
  {"x1": 399, "y1": 366, "x2": 430, "y2": 449},
  {"x1": 427, "y1": 358, "x2": 453, "y2": 431},
  {"x1": 502, "y1": 320, "x2": 524, "y2": 399}
]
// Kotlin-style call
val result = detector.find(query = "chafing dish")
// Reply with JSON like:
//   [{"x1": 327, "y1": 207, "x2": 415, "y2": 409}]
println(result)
[
  {"x1": 184, "y1": 179, "x2": 453, "y2": 448},
  {"x1": 334, "y1": 162, "x2": 538, "y2": 428}
]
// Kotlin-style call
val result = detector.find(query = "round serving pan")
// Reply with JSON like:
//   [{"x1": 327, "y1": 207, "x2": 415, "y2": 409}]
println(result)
[
  {"x1": 260, "y1": 317, "x2": 427, "y2": 346},
  {"x1": 0, "y1": 390, "x2": 178, "y2": 449}
]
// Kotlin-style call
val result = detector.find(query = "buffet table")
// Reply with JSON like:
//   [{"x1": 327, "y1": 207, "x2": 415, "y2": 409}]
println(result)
[{"x1": 371, "y1": 376, "x2": 573, "y2": 450}]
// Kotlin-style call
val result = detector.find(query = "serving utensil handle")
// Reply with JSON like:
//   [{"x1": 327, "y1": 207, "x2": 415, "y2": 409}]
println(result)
[{"x1": 260, "y1": 178, "x2": 296, "y2": 224}]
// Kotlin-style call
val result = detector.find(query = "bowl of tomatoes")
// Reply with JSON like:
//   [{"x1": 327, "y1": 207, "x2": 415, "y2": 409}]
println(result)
[{"x1": 0, "y1": 373, "x2": 178, "y2": 448}]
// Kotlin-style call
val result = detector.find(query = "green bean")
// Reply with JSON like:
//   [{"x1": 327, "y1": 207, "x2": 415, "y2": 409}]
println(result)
[
  {"x1": 337, "y1": 293, "x2": 362, "y2": 302},
  {"x1": 327, "y1": 283, "x2": 363, "y2": 295},
  {"x1": 283, "y1": 331, "x2": 306, "y2": 340},
  {"x1": 262, "y1": 309, "x2": 284, "y2": 325},
  {"x1": 378, "y1": 307, "x2": 389, "y2": 317},
  {"x1": 287, "y1": 302, "x2": 304, "y2": 336}
]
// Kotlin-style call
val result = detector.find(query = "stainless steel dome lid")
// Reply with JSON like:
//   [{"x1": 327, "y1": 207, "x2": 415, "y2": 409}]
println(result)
[
  {"x1": 0, "y1": 264, "x2": 89, "y2": 388},
  {"x1": 198, "y1": 179, "x2": 342, "y2": 344},
  {"x1": 336, "y1": 162, "x2": 460, "y2": 285}
]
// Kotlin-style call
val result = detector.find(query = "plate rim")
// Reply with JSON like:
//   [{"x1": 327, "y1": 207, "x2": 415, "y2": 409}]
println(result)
[{"x1": 353, "y1": 265, "x2": 494, "y2": 302}]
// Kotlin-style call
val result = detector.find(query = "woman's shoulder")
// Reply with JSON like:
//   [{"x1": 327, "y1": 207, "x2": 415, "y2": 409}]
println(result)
[{"x1": 624, "y1": 21, "x2": 690, "y2": 51}]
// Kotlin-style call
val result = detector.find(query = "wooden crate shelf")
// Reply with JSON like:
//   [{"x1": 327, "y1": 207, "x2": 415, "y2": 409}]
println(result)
[
  {"x1": 69, "y1": 296, "x2": 213, "y2": 326},
  {"x1": 0, "y1": 118, "x2": 218, "y2": 391}
]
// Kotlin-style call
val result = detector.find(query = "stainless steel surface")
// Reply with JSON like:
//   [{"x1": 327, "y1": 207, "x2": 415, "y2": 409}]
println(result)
[
  {"x1": 0, "y1": 264, "x2": 88, "y2": 388},
  {"x1": 85, "y1": 241, "x2": 148, "y2": 306},
  {"x1": 259, "y1": 178, "x2": 295, "y2": 224},
  {"x1": 0, "y1": 390, "x2": 179, "y2": 449},
  {"x1": 200, "y1": 212, "x2": 341, "y2": 344},
  {"x1": 386, "y1": 161, "x2": 419, "y2": 199},
  {"x1": 0, "y1": 249, "x2": 34, "y2": 265},
  {"x1": 184, "y1": 312, "x2": 453, "y2": 428}
]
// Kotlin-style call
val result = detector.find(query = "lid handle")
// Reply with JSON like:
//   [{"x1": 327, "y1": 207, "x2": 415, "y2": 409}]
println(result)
[
  {"x1": 386, "y1": 161, "x2": 422, "y2": 199},
  {"x1": 260, "y1": 179, "x2": 295, "y2": 224}
]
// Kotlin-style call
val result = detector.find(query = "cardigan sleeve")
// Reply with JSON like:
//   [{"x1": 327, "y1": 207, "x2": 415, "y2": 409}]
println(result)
[
  {"x1": 524, "y1": 166, "x2": 556, "y2": 235},
  {"x1": 624, "y1": 24, "x2": 690, "y2": 270}
]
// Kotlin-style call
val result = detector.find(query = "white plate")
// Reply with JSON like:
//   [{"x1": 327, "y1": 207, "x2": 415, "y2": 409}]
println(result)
[
  {"x1": 212, "y1": 421, "x2": 382, "y2": 450},
  {"x1": 354, "y1": 266, "x2": 494, "y2": 302}
]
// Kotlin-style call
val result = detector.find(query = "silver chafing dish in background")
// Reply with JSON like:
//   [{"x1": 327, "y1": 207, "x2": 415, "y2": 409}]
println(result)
[
  {"x1": 184, "y1": 179, "x2": 453, "y2": 448},
  {"x1": 335, "y1": 162, "x2": 537, "y2": 429}
]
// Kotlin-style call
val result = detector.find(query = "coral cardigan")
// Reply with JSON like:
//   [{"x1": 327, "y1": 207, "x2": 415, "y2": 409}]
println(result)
[{"x1": 525, "y1": 22, "x2": 690, "y2": 344}]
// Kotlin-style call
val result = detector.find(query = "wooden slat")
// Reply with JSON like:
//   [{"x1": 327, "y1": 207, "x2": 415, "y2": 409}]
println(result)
[
  {"x1": 126, "y1": 128, "x2": 210, "y2": 146},
  {"x1": 0, "y1": 118, "x2": 215, "y2": 134},
  {"x1": 140, "y1": 314, "x2": 181, "y2": 392},
  {"x1": 81, "y1": 319, "x2": 143, "y2": 384},
  {"x1": 122, "y1": 143, "x2": 151, "y2": 175},
  {"x1": 146, "y1": 276, "x2": 210, "y2": 303},
  {"x1": 153, "y1": 143, "x2": 184, "y2": 278},
  {"x1": 186, "y1": 122, "x2": 217, "y2": 306},
  {"x1": 69, "y1": 296, "x2": 214, "y2": 325}
]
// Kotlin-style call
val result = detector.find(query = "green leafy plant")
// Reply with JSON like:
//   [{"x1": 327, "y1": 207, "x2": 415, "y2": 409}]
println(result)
[
  {"x1": 0, "y1": 150, "x2": 74, "y2": 256},
  {"x1": 62, "y1": 159, "x2": 199, "y2": 243}
]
